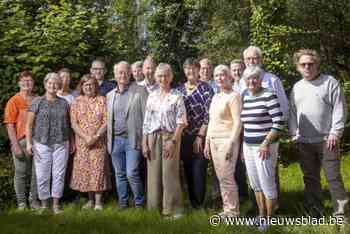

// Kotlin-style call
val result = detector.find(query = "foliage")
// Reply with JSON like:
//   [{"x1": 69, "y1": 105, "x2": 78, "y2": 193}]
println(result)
[
  {"x1": 147, "y1": 0, "x2": 205, "y2": 82},
  {"x1": 0, "y1": 154, "x2": 15, "y2": 209},
  {"x1": 0, "y1": 0, "x2": 141, "y2": 117}
]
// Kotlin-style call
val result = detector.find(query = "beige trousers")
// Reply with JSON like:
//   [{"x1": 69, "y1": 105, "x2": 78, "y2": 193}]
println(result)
[
  {"x1": 146, "y1": 131, "x2": 183, "y2": 215},
  {"x1": 210, "y1": 138, "x2": 240, "y2": 216}
]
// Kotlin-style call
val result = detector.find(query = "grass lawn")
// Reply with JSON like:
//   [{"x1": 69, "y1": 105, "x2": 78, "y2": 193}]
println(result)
[{"x1": 1, "y1": 155, "x2": 350, "y2": 234}]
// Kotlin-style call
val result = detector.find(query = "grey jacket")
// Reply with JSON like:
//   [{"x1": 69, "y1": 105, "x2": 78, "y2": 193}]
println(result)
[{"x1": 106, "y1": 82, "x2": 148, "y2": 154}]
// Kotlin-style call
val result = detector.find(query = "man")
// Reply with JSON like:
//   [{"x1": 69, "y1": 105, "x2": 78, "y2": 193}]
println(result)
[
  {"x1": 131, "y1": 61, "x2": 144, "y2": 85},
  {"x1": 240, "y1": 46, "x2": 289, "y2": 119},
  {"x1": 90, "y1": 59, "x2": 116, "y2": 96},
  {"x1": 289, "y1": 49, "x2": 348, "y2": 217},
  {"x1": 199, "y1": 58, "x2": 219, "y2": 93},
  {"x1": 4, "y1": 71, "x2": 40, "y2": 210},
  {"x1": 106, "y1": 61, "x2": 148, "y2": 209},
  {"x1": 230, "y1": 59, "x2": 245, "y2": 93},
  {"x1": 139, "y1": 56, "x2": 159, "y2": 93}
]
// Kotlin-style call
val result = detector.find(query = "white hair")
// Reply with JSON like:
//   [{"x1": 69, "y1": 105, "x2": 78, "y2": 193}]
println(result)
[
  {"x1": 243, "y1": 46, "x2": 263, "y2": 59},
  {"x1": 242, "y1": 65, "x2": 264, "y2": 81},
  {"x1": 213, "y1": 64, "x2": 230, "y2": 77}
]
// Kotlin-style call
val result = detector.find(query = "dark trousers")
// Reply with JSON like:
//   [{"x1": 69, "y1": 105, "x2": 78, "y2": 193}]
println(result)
[
  {"x1": 180, "y1": 134, "x2": 208, "y2": 209},
  {"x1": 297, "y1": 142, "x2": 348, "y2": 215}
]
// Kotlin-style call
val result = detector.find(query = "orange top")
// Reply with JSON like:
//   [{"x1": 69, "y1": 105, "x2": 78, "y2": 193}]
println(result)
[{"x1": 3, "y1": 93, "x2": 30, "y2": 140}]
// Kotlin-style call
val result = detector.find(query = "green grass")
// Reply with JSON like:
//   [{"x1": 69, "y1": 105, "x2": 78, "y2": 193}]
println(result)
[{"x1": 1, "y1": 155, "x2": 350, "y2": 234}]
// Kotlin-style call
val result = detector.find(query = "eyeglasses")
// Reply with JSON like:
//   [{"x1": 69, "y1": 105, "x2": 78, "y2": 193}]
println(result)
[
  {"x1": 298, "y1": 62, "x2": 315, "y2": 67},
  {"x1": 244, "y1": 57, "x2": 260, "y2": 61},
  {"x1": 91, "y1": 67, "x2": 105, "y2": 71}
]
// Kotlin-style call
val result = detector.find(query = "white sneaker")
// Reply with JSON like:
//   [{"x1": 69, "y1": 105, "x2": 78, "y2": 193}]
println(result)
[
  {"x1": 17, "y1": 202, "x2": 27, "y2": 211},
  {"x1": 53, "y1": 206, "x2": 62, "y2": 214},
  {"x1": 94, "y1": 204, "x2": 103, "y2": 211}
]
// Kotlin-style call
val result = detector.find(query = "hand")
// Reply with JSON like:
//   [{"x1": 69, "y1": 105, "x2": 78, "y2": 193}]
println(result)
[
  {"x1": 258, "y1": 143, "x2": 269, "y2": 160},
  {"x1": 327, "y1": 134, "x2": 338, "y2": 151},
  {"x1": 164, "y1": 141, "x2": 175, "y2": 159},
  {"x1": 69, "y1": 142, "x2": 76, "y2": 154},
  {"x1": 85, "y1": 135, "x2": 97, "y2": 147},
  {"x1": 26, "y1": 142, "x2": 33, "y2": 156},
  {"x1": 203, "y1": 141, "x2": 211, "y2": 159},
  {"x1": 142, "y1": 143, "x2": 150, "y2": 160},
  {"x1": 193, "y1": 136, "x2": 204, "y2": 154},
  {"x1": 225, "y1": 144, "x2": 233, "y2": 161},
  {"x1": 11, "y1": 144, "x2": 24, "y2": 158}
]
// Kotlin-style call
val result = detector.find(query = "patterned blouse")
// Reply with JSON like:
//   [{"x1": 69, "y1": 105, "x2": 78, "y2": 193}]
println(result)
[
  {"x1": 28, "y1": 96, "x2": 70, "y2": 145},
  {"x1": 143, "y1": 89, "x2": 187, "y2": 135},
  {"x1": 177, "y1": 80, "x2": 214, "y2": 135}
]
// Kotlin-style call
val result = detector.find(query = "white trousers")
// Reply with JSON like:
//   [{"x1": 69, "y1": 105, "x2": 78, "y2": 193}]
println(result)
[
  {"x1": 243, "y1": 142, "x2": 279, "y2": 199},
  {"x1": 33, "y1": 141, "x2": 69, "y2": 200}
]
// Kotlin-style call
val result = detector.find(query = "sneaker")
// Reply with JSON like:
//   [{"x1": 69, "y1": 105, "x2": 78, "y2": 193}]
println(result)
[
  {"x1": 82, "y1": 201, "x2": 94, "y2": 209},
  {"x1": 17, "y1": 202, "x2": 27, "y2": 211},
  {"x1": 53, "y1": 206, "x2": 62, "y2": 214},
  {"x1": 164, "y1": 213, "x2": 184, "y2": 220},
  {"x1": 36, "y1": 206, "x2": 49, "y2": 215},
  {"x1": 94, "y1": 204, "x2": 103, "y2": 211}
]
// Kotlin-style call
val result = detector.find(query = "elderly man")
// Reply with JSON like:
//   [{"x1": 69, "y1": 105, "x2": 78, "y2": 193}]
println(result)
[
  {"x1": 107, "y1": 61, "x2": 148, "y2": 209},
  {"x1": 139, "y1": 56, "x2": 159, "y2": 93},
  {"x1": 240, "y1": 46, "x2": 289, "y2": 119},
  {"x1": 90, "y1": 58, "x2": 116, "y2": 96},
  {"x1": 131, "y1": 61, "x2": 144, "y2": 85},
  {"x1": 199, "y1": 58, "x2": 219, "y2": 93},
  {"x1": 289, "y1": 49, "x2": 348, "y2": 218}
]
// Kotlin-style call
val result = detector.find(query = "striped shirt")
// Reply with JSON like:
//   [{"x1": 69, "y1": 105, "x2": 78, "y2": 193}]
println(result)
[{"x1": 241, "y1": 88, "x2": 284, "y2": 144}]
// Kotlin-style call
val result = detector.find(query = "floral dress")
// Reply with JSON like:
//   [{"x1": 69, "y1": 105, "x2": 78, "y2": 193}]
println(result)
[{"x1": 70, "y1": 95, "x2": 111, "y2": 192}]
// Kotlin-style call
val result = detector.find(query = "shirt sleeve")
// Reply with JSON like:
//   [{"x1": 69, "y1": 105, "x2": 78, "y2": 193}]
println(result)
[
  {"x1": 28, "y1": 97, "x2": 41, "y2": 114},
  {"x1": 266, "y1": 92, "x2": 284, "y2": 131},
  {"x1": 142, "y1": 97, "x2": 152, "y2": 135},
  {"x1": 3, "y1": 98, "x2": 18, "y2": 124},
  {"x1": 176, "y1": 96, "x2": 187, "y2": 126},
  {"x1": 271, "y1": 76, "x2": 289, "y2": 121},
  {"x1": 329, "y1": 81, "x2": 347, "y2": 137}
]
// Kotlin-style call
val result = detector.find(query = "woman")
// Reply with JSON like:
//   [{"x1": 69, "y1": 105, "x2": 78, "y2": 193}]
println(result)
[
  {"x1": 204, "y1": 65, "x2": 242, "y2": 218},
  {"x1": 57, "y1": 68, "x2": 75, "y2": 104},
  {"x1": 240, "y1": 65, "x2": 284, "y2": 230},
  {"x1": 4, "y1": 71, "x2": 40, "y2": 210},
  {"x1": 70, "y1": 74, "x2": 110, "y2": 210},
  {"x1": 176, "y1": 58, "x2": 214, "y2": 209},
  {"x1": 143, "y1": 63, "x2": 187, "y2": 218},
  {"x1": 26, "y1": 72, "x2": 70, "y2": 214}
]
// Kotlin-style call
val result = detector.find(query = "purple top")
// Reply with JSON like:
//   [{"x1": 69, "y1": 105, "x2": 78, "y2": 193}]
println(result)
[{"x1": 177, "y1": 80, "x2": 214, "y2": 135}]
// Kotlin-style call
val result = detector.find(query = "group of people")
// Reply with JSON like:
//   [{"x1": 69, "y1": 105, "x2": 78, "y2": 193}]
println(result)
[{"x1": 4, "y1": 46, "x2": 348, "y2": 229}]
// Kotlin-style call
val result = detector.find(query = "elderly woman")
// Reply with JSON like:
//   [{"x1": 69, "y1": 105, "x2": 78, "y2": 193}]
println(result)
[
  {"x1": 4, "y1": 71, "x2": 40, "y2": 210},
  {"x1": 143, "y1": 63, "x2": 187, "y2": 219},
  {"x1": 26, "y1": 72, "x2": 70, "y2": 214},
  {"x1": 57, "y1": 68, "x2": 75, "y2": 104},
  {"x1": 240, "y1": 65, "x2": 284, "y2": 230},
  {"x1": 204, "y1": 65, "x2": 242, "y2": 217},
  {"x1": 69, "y1": 74, "x2": 110, "y2": 210},
  {"x1": 177, "y1": 58, "x2": 214, "y2": 209}
]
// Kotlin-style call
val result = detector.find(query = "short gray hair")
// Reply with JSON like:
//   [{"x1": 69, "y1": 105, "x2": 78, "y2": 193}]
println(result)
[
  {"x1": 242, "y1": 65, "x2": 264, "y2": 81},
  {"x1": 132, "y1": 61, "x2": 143, "y2": 69},
  {"x1": 155, "y1": 63, "x2": 173, "y2": 79},
  {"x1": 213, "y1": 64, "x2": 230, "y2": 77},
  {"x1": 114, "y1": 61, "x2": 130, "y2": 70},
  {"x1": 44, "y1": 72, "x2": 60, "y2": 84},
  {"x1": 243, "y1": 46, "x2": 263, "y2": 59}
]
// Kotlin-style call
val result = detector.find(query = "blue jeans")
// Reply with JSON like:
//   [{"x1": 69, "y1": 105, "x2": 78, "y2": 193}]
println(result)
[{"x1": 111, "y1": 136, "x2": 144, "y2": 207}]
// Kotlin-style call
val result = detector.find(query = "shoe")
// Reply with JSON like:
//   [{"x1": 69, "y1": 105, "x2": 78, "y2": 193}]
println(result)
[
  {"x1": 164, "y1": 213, "x2": 183, "y2": 220},
  {"x1": 30, "y1": 200, "x2": 41, "y2": 210},
  {"x1": 36, "y1": 206, "x2": 48, "y2": 215},
  {"x1": 53, "y1": 206, "x2": 62, "y2": 214},
  {"x1": 82, "y1": 201, "x2": 94, "y2": 209},
  {"x1": 94, "y1": 204, "x2": 103, "y2": 211},
  {"x1": 17, "y1": 202, "x2": 27, "y2": 211}
]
